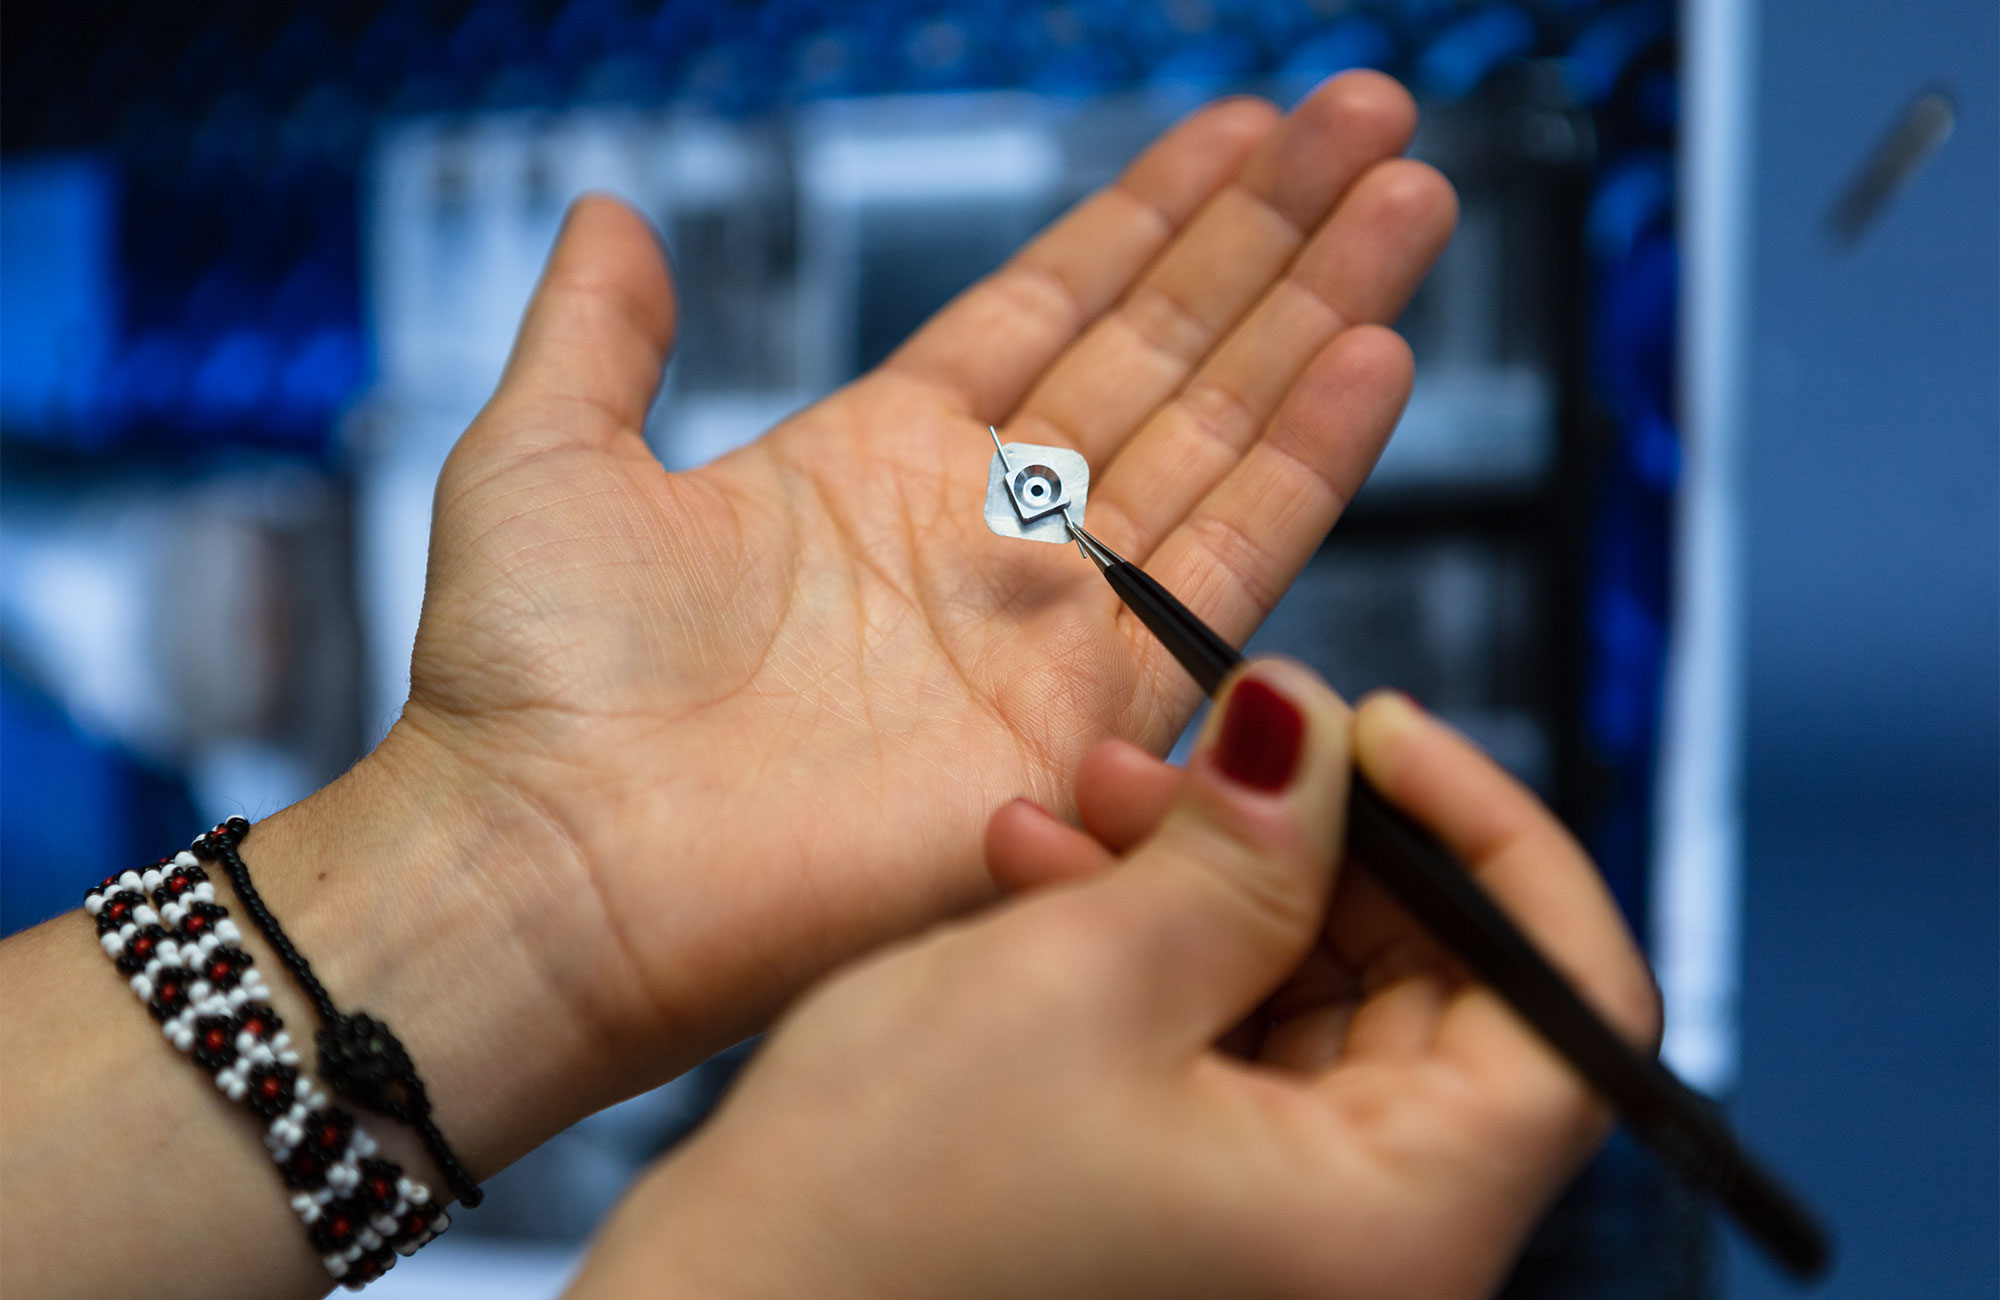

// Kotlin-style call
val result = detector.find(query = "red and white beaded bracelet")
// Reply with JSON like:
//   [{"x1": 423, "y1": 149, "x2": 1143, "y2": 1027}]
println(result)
[{"x1": 86, "y1": 838, "x2": 451, "y2": 1289}]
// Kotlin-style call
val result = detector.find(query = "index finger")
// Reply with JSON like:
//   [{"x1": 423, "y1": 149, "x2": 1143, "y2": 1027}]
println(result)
[{"x1": 1345, "y1": 693, "x2": 1661, "y2": 1098}]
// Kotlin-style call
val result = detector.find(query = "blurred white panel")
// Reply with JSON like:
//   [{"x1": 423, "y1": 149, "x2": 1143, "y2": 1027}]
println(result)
[
  {"x1": 0, "y1": 508, "x2": 161, "y2": 747},
  {"x1": 364, "y1": 1239, "x2": 579, "y2": 1300},
  {"x1": 794, "y1": 94, "x2": 1064, "y2": 392},
  {"x1": 1, "y1": 469, "x2": 357, "y2": 796},
  {"x1": 348, "y1": 398, "x2": 465, "y2": 745},
  {"x1": 368, "y1": 112, "x2": 655, "y2": 408},
  {"x1": 665, "y1": 392, "x2": 814, "y2": 470},
  {"x1": 188, "y1": 741, "x2": 318, "y2": 826},
  {"x1": 1372, "y1": 365, "x2": 1556, "y2": 492},
  {"x1": 1653, "y1": 0, "x2": 1754, "y2": 1094},
  {"x1": 802, "y1": 121, "x2": 1061, "y2": 202}
]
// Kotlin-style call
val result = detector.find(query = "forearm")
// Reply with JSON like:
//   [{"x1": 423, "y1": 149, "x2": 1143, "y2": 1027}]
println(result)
[{"x1": 0, "y1": 719, "x2": 613, "y2": 1299}]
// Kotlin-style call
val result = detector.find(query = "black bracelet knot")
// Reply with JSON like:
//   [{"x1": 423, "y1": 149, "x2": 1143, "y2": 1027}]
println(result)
[{"x1": 316, "y1": 1013, "x2": 422, "y2": 1118}]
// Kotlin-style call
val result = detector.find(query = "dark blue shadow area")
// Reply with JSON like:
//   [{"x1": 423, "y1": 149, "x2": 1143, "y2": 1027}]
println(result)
[
  {"x1": 1730, "y1": 815, "x2": 1997, "y2": 1297},
  {"x1": 0, "y1": 671, "x2": 196, "y2": 936}
]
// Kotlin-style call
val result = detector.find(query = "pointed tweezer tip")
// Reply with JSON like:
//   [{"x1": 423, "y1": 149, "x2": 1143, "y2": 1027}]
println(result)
[{"x1": 1064, "y1": 514, "x2": 1114, "y2": 571}]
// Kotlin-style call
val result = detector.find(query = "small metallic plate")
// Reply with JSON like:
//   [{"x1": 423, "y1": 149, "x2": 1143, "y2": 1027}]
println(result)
[{"x1": 984, "y1": 442, "x2": 1089, "y2": 544}]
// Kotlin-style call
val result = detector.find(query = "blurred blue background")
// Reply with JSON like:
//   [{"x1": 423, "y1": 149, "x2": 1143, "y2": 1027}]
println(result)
[
  {"x1": 1, "y1": 1, "x2": 1991, "y2": 1297},
  {"x1": 1728, "y1": 2, "x2": 1996, "y2": 1297}
]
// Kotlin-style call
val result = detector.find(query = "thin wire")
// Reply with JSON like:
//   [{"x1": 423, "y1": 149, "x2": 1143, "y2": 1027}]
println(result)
[{"x1": 987, "y1": 424, "x2": 1015, "y2": 476}]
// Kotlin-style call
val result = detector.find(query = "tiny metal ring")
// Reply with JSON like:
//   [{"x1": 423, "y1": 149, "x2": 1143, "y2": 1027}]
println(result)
[{"x1": 1011, "y1": 464, "x2": 1068, "y2": 520}]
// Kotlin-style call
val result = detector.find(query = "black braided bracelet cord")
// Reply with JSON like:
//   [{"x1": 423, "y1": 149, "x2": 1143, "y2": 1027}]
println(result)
[
  {"x1": 205, "y1": 817, "x2": 485, "y2": 1210},
  {"x1": 85, "y1": 831, "x2": 450, "y2": 1289}
]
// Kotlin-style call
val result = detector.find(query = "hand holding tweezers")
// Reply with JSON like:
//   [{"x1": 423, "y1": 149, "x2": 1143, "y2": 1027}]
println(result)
[{"x1": 989, "y1": 430, "x2": 1830, "y2": 1280}]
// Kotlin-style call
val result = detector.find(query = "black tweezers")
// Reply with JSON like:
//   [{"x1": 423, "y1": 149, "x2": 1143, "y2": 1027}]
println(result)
[{"x1": 1063, "y1": 520, "x2": 1831, "y2": 1281}]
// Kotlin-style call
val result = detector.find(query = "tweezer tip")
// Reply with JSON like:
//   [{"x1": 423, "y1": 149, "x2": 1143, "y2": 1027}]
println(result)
[{"x1": 1064, "y1": 514, "x2": 1114, "y2": 571}]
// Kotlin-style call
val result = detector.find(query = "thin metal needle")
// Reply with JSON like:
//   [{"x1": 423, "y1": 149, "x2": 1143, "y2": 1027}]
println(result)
[{"x1": 988, "y1": 425, "x2": 1017, "y2": 477}]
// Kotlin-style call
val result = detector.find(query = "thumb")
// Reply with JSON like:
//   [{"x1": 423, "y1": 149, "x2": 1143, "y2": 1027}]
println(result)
[
  {"x1": 1077, "y1": 659, "x2": 1352, "y2": 1056},
  {"x1": 468, "y1": 194, "x2": 678, "y2": 461}
]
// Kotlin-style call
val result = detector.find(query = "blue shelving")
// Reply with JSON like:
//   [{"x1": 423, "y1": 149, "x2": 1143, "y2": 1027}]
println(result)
[{"x1": 2, "y1": 0, "x2": 1672, "y2": 459}]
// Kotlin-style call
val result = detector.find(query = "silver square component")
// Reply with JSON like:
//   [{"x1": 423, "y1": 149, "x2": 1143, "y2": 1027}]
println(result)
[{"x1": 984, "y1": 441, "x2": 1089, "y2": 544}]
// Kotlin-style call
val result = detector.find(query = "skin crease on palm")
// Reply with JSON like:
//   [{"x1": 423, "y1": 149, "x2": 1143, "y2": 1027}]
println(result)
[{"x1": 394, "y1": 71, "x2": 1459, "y2": 1100}]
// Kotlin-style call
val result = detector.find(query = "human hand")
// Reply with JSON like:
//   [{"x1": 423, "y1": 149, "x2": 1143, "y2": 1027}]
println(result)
[
  {"x1": 263, "y1": 73, "x2": 1457, "y2": 1166},
  {"x1": 567, "y1": 667, "x2": 1659, "y2": 1300}
]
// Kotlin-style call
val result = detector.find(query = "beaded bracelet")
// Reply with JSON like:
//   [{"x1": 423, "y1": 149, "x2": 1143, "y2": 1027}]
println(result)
[{"x1": 85, "y1": 829, "x2": 450, "y2": 1289}]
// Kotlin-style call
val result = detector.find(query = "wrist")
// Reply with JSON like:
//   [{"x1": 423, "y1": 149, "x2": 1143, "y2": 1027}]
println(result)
[{"x1": 233, "y1": 712, "x2": 615, "y2": 1187}]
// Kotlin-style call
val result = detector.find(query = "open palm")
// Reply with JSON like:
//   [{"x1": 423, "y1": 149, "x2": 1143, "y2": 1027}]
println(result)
[{"x1": 398, "y1": 72, "x2": 1457, "y2": 1090}]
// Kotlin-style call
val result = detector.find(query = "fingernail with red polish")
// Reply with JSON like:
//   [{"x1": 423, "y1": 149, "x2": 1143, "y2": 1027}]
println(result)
[{"x1": 1215, "y1": 677, "x2": 1305, "y2": 792}]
